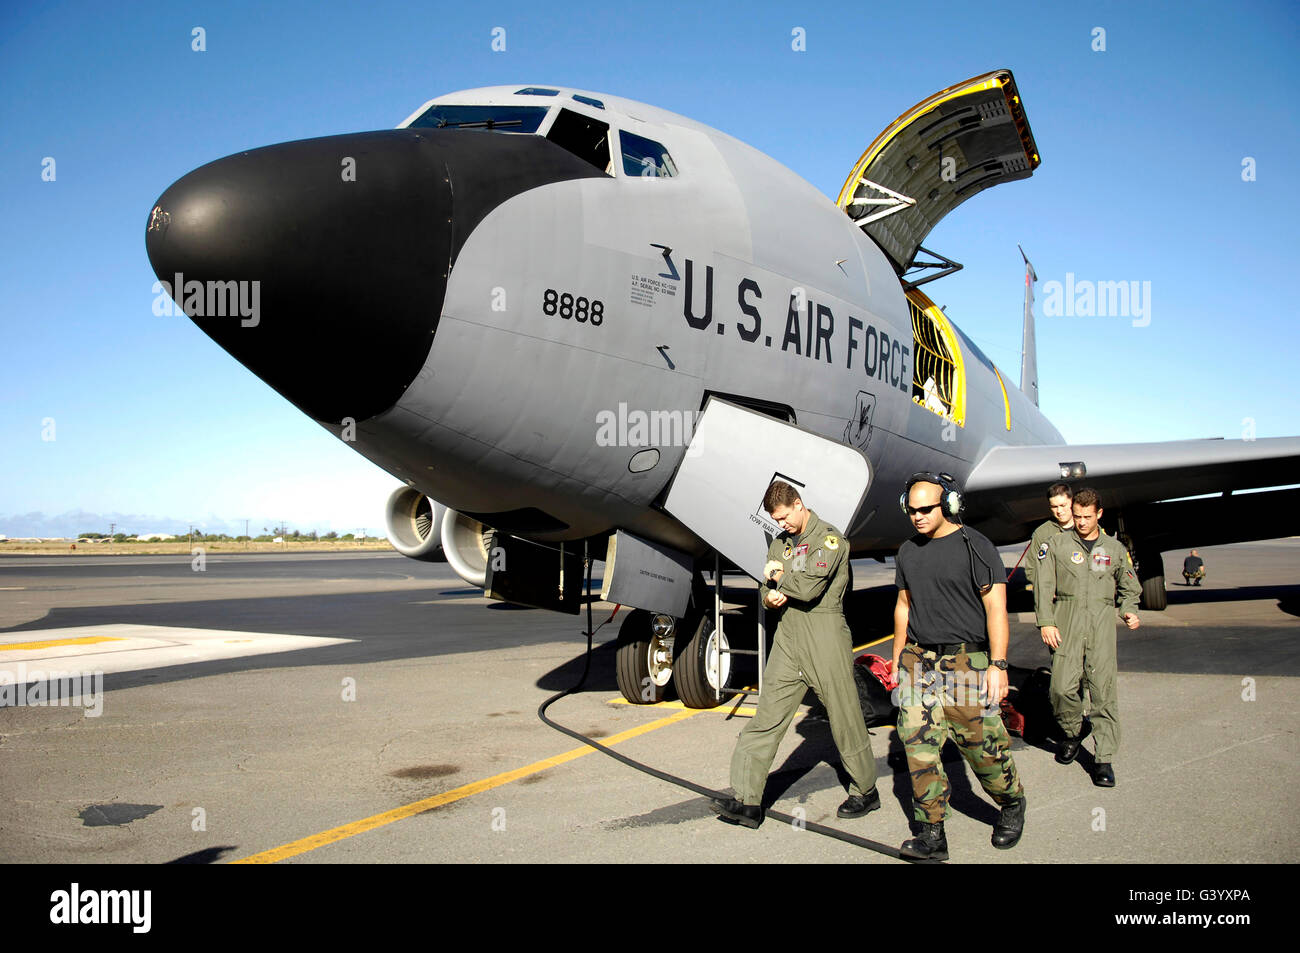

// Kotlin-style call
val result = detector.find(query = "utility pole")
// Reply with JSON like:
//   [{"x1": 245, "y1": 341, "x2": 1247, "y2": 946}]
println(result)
[
  {"x1": 109, "y1": 522, "x2": 115, "y2": 554},
  {"x1": 244, "y1": 518, "x2": 250, "y2": 551}
]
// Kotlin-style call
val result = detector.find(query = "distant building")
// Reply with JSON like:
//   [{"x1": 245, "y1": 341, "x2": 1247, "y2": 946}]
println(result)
[{"x1": 133, "y1": 533, "x2": 177, "y2": 542}]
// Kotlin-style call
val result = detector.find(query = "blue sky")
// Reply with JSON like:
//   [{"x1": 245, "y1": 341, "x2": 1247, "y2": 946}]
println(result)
[{"x1": 2, "y1": 0, "x2": 1297, "y2": 534}]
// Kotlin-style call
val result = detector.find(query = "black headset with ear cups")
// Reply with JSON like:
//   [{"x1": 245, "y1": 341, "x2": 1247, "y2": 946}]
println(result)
[{"x1": 900, "y1": 472, "x2": 963, "y2": 519}]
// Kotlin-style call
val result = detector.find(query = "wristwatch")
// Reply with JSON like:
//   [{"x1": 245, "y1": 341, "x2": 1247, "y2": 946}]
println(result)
[{"x1": 990, "y1": 659, "x2": 1009, "y2": 670}]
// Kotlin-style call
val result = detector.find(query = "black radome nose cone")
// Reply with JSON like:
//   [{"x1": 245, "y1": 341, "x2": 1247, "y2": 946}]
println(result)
[
  {"x1": 147, "y1": 128, "x2": 608, "y2": 424},
  {"x1": 146, "y1": 130, "x2": 454, "y2": 424}
]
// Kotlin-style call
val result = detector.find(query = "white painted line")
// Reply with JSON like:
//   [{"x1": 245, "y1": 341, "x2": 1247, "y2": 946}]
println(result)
[{"x1": 0, "y1": 624, "x2": 354, "y2": 679}]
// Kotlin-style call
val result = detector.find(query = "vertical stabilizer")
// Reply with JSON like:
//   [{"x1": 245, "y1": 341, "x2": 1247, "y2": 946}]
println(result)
[{"x1": 1019, "y1": 244, "x2": 1039, "y2": 406}]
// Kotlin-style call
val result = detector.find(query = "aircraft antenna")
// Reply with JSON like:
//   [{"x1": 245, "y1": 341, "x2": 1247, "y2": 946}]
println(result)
[{"x1": 1019, "y1": 244, "x2": 1039, "y2": 406}]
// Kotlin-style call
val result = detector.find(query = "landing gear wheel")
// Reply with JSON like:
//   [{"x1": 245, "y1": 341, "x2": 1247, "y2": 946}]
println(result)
[
  {"x1": 673, "y1": 614, "x2": 733, "y2": 709},
  {"x1": 1140, "y1": 574, "x2": 1167, "y2": 611},
  {"x1": 615, "y1": 610, "x2": 674, "y2": 704},
  {"x1": 1135, "y1": 549, "x2": 1167, "y2": 611}
]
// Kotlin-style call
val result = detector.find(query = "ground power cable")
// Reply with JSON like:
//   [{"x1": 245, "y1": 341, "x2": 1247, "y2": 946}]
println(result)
[{"x1": 535, "y1": 551, "x2": 914, "y2": 861}]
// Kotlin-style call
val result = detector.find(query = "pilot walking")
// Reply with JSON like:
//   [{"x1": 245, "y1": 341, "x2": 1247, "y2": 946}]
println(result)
[
  {"x1": 1025, "y1": 482, "x2": 1074, "y2": 591},
  {"x1": 1034, "y1": 487, "x2": 1141, "y2": 787},
  {"x1": 712, "y1": 481, "x2": 880, "y2": 828}
]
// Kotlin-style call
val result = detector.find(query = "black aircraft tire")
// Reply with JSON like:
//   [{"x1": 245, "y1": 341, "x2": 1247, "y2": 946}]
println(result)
[
  {"x1": 1140, "y1": 574, "x2": 1167, "y2": 611},
  {"x1": 673, "y1": 615, "x2": 732, "y2": 710},
  {"x1": 614, "y1": 610, "x2": 668, "y2": 704}
]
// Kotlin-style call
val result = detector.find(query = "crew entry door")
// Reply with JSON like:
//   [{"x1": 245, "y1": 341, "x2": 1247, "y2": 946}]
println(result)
[{"x1": 663, "y1": 398, "x2": 871, "y2": 581}]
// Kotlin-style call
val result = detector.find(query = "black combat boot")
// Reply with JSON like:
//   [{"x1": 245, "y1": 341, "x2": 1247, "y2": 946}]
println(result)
[
  {"x1": 991, "y1": 796, "x2": 1027, "y2": 849},
  {"x1": 837, "y1": 787, "x2": 881, "y2": 819},
  {"x1": 899, "y1": 822, "x2": 948, "y2": 861},
  {"x1": 1092, "y1": 762, "x2": 1115, "y2": 787},
  {"x1": 711, "y1": 797, "x2": 763, "y2": 828},
  {"x1": 1055, "y1": 720, "x2": 1092, "y2": 764}
]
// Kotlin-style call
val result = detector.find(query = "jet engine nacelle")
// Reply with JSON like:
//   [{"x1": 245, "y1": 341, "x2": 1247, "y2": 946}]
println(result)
[
  {"x1": 439, "y1": 507, "x2": 492, "y2": 588},
  {"x1": 384, "y1": 486, "x2": 445, "y2": 562},
  {"x1": 383, "y1": 485, "x2": 494, "y2": 587}
]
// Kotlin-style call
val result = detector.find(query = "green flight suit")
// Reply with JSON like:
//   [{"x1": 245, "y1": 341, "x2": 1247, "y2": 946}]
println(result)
[
  {"x1": 1024, "y1": 519, "x2": 1068, "y2": 590},
  {"x1": 729, "y1": 510, "x2": 878, "y2": 805},
  {"x1": 1033, "y1": 528, "x2": 1140, "y2": 762}
]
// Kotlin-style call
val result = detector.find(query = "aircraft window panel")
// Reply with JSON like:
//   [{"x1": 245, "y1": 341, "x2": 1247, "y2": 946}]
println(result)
[
  {"x1": 572, "y1": 94, "x2": 605, "y2": 109},
  {"x1": 619, "y1": 130, "x2": 677, "y2": 178},
  {"x1": 545, "y1": 108, "x2": 612, "y2": 175},
  {"x1": 515, "y1": 87, "x2": 560, "y2": 96},
  {"x1": 408, "y1": 104, "x2": 549, "y2": 133}
]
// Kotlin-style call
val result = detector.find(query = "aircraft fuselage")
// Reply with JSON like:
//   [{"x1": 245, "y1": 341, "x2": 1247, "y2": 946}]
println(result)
[{"x1": 147, "y1": 85, "x2": 1063, "y2": 558}]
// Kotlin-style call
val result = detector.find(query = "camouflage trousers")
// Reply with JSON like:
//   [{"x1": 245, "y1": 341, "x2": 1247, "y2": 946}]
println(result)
[{"x1": 897, "y1": 643, "x2": 1024, "y2": 824}]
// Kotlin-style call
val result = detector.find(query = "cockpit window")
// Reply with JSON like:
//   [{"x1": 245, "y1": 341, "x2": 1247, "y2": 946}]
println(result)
[
  {"x1": 408, "y1": 104, "x2": 549, "y2": 133},
  {"x1": 572, "y1": 94, "x2": 604, "y2": 109},
  {"x1": 546, "y1": 108, "x2": 612, "y2": 175},
  {"x1": 620, "y1": 131, "x2": 677, "y2": 178},
  {"x1": 515, "y1": 87, "x2": 560, "y2": 96}
]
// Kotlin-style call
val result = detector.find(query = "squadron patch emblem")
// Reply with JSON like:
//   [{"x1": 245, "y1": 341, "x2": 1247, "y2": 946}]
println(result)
[
  {"x1": 1071, "y1": 551, "x2": 1085, "y2": 564},
  {"x1": 782, "y1": 545, "x2": 793, "y2": 559},
  {"x1": 824, "y1": 534, "x2": 840, "y2": 550},
  {"x1": 1037, "y1": 542, "x2": 1050, "y2": 560}
]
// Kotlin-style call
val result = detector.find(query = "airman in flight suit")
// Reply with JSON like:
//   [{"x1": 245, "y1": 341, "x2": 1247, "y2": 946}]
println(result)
[
  {"x1": 1025, "y1": 482, "x2": 1074, "y2": 590},
  {"x1": 713, "y1": 481, "x2": 879, "y2": 828},
  {"x1": 1034, "y1": 487, "x2": 1140, "y2": 787}
]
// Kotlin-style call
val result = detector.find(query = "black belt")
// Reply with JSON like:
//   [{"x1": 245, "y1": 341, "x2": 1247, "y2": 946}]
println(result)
[{"x1": 909, "y1": 640, "x2": 989, "y2": 657}]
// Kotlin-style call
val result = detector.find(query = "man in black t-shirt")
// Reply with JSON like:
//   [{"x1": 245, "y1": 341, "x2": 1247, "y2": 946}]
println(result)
[
  {"x1": 1183, "y1": 550, "x2": 1205, "y2": 585},
  {"x1": 889, "y1": 474, "x2": 1027, "y2": 860}
]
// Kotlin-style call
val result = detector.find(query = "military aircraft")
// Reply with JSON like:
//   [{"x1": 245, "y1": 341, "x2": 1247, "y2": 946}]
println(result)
[{"x1": 145, "y1": 70, "x2": 1299, "y2": 709}]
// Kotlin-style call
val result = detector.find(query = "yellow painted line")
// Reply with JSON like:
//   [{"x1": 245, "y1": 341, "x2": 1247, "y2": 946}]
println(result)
[
  {"x1": 0, "y1": 635, "x2": 125, "y2": 652},
  {"x1": 853, "y1": 635, "x2": 893, "y2": 652},
  {"x1": 233, "y1": 706, "x2": 704, "y2": 864}
]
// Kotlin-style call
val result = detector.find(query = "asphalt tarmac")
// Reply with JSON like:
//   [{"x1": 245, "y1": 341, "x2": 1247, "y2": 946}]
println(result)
[{"x1": 1, "y1": 541, "x2": 1297, "y2": 864}]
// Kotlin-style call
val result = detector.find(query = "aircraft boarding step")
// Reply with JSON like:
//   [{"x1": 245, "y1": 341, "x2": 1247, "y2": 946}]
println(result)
[{"x1": 706, "y1": 554, "x2": 767, "y2": 701}]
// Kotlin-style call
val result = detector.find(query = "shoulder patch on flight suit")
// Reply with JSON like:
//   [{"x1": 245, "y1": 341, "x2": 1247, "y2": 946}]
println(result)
[
  {"x1": 824, "y1": 534, "x2": 839, "y2": 550},
  {"x1": 1037, "y1": 542, "x2": 1049, "y2": 560},
  {"x1": 1071, "y1": 550, "x2": 1085, "y2": 564}
]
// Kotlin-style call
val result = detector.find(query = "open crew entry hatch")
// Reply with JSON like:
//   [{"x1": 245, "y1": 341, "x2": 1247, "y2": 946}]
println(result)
[
  {"x1": 662, "y1": 398, "x2": 871, "y2": 581},
  {"x1": 837, "y1": 69, "x2": 1041, "y2": 281}
]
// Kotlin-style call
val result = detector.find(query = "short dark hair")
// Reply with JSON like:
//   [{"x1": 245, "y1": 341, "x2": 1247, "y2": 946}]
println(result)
[
  {"x1": 1073, "y1": 486, "x2": 1101, "y2": 510},
  {"x1": 1047, "y1": 483, "x2": 1073, "y2": 500},
  {"x1": 763, "y1": 480, "x2": 802, "y2": 513}
]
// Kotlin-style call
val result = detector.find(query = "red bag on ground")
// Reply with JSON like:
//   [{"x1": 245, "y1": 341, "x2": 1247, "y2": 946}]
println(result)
[
  {"x1": 857, "y1": 653, "x2": 898, "y2": 690},
  {"x1": 1000, "y1": 698, "x2": 1026, "y2": 736}
]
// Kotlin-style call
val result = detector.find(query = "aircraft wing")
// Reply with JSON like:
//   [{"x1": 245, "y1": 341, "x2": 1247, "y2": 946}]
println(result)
[{"x1": 963, "y1": 435, "x2": 1300, "y2": 552}]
